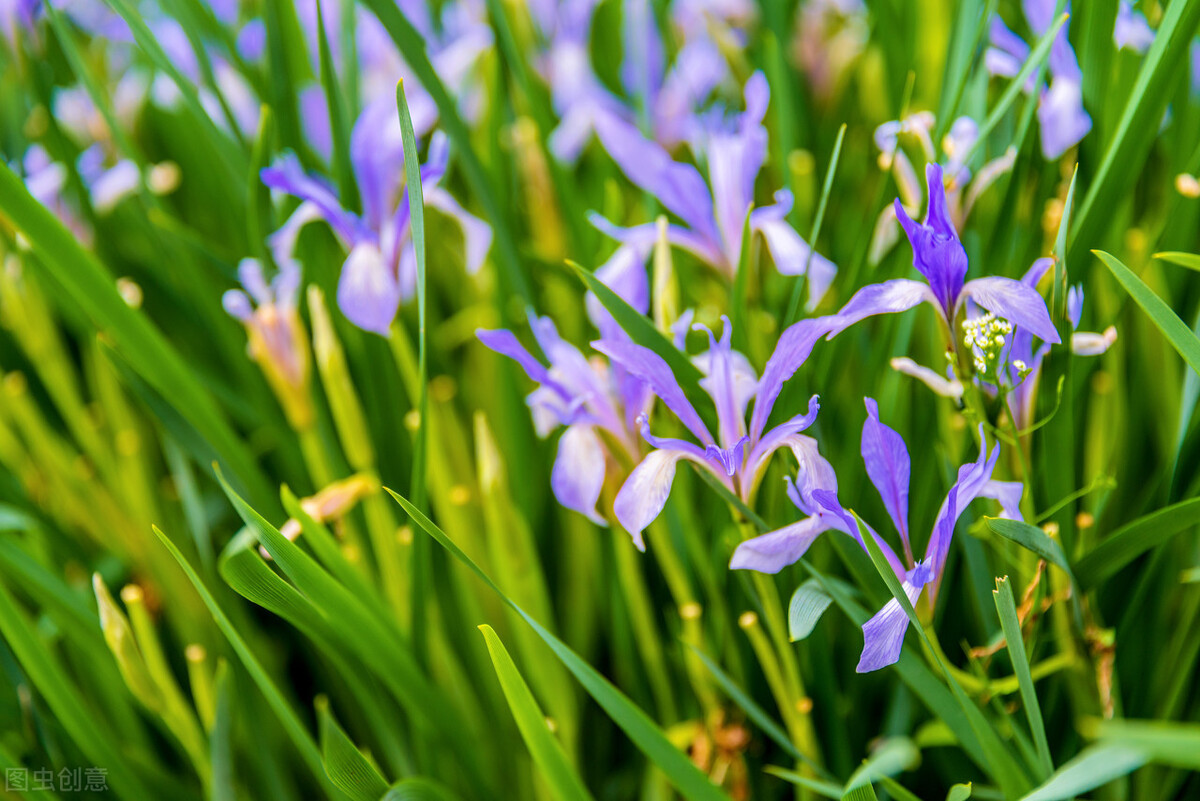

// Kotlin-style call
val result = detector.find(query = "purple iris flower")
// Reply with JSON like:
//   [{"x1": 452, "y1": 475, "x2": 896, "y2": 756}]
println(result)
[
  {"x1": 590, "y1": 72, "x2": 837, "y2": 308},
  {"x1": 593, "y1": 314, "x2": 822, "y2": 549},
  {"x1": 1003, "y1": 259, "x2": 1117, "y2": 429},
  {"x1": 1114, "y1": 1, "x2": 1154, "y2": 53},
  {"x1": 263, "y1": 105, "x2": 491, "y2": 336},
  {"x1": 986, "y1": 1, "x2": 1091, "y2": 160},
  {"x1": 733, "y1": 398, "x2": 1023, "y2": 672},
  {"x1": 820, "y1": 163, "x2": 1059, "y2": 349},
  {"x1": 476, "y1": 252, "x2": 651, "y2": 524},
  {"x1": 1, "y1": 0, "x2": 40, "y2": 45}
]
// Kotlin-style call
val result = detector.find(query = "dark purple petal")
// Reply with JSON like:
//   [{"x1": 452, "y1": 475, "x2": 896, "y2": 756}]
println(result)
[
  {"x1": 861, "y1": 398, "x2": 911, "y2": 558},
  {"x1": 592, "y1": 339, "x2": 713, "y2": 445},
  {"x1": 961, "y1": 276, "x2": 1060, "y2": 344},
  {"x1": 894, "y1": 164, "x2": 969, "y2": 313}
]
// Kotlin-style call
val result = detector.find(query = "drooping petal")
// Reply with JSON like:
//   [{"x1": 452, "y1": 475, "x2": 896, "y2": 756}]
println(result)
[
  {"x1": 980, "y1": 480, "x2": 1024, "y2": 520},
  {"x1": 337, "y1": 242, "x2": 402, "y2": 335},
  {"x1": 593, "y1": 110, "x2": 718, "y2": 239},
  {"x1": 423, "y1": 185, "x2": 493, "y2": 274},
  {"x1": 222, "y1": 289, "x2": 253, "y2": 322},
  {"x1": 592, "y1": 339, "x2": 713, "y2": 445},
  {"x1": 552, "y1": 424, "x2": 608, "y2": 525},
  {"x1": 861, "y1": 398, "x2": 911, "y2": 556},
  {"x1": 262, "y1": 153, "x2": 359, "y2": 244},
  {"x1": 614, "y1": 447, "x2": 704, "y2": 549},
  {"x1": 730, "y1": 515, "x2": 838, "y2": 573},
  {"x1": 925, "y1": 429, "x2": 1001, "y2": 579},
  {"x1": 961, "y1": 276, "x2": 1060, "y2": 344},
  {"x1": 889, "y1": 357, "x2": 964, "y2": 399},
  {"x1": 1114, "y1": 2, "x2": 1155, "y2": 53},
  {"x1": 751, "y1": 317, "x2": 833, "y2": 443},
  {"x1": 823, "y1": 278, "x2": 939, "y2": 339},
  {"x1": 476, "y1": 328, "x2": 551, "y2": 384},
  {"x1": 1071, "y1": 327, "x2": 1117, "y2": 356},
  {"x1": 785, "y1": 435, "x2": 840, "y2": 517},
  {"x1": 856, "y1": 562, "x2": 933, "y2": 672},
  {"x1": 986, "y1": 16, "x2": 1031, "y2": 80}
]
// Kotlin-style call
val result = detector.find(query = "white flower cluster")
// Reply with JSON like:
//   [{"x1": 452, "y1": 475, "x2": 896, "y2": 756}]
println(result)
[{"x1": 962, "y1": 313, "x2": 1013, "y2": 377}]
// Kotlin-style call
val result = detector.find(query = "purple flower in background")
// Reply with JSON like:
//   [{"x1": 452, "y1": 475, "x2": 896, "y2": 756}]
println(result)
[
  {"x1": 596, "y1": 315, "x2": 822, "y2": 548},
  {"x1": 1003, "y1": 259, "x2": 1117, "y2": 429},
  {"x1": 821, "y1": 163, "x2": 1059, "y2": 347},
  {"x1": 263, "y1": 104, "x2": 491, "y2": 335},
  {"x1": 986, "y1": 1, "x2": 1091, "y2": 160},
  {"x1": 1114, "y1": 1, "x2": 1154, "y2": 53},
  {"x1": 1, "y1": 0, "x2": 40, "y2": 45},
  {"x1": 733, "y1": 399, "x2": 1023, "y2": 672},
  {"x1": 590, "y1": 72, "x2": 837, "y2": 308},
  {"x1": 223, "y1": 258, "x2": 313, "y2": 429}
]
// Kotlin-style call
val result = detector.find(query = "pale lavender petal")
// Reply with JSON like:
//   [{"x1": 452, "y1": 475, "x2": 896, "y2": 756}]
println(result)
[
  {"x1": 549, "y1": 102, "x2": 602, "y2": 164},
  {"x1": 476, "y1": 328, "x2": 550, "y2": 384},
  {"x1": 785, "y1": 435, "x2": 839, "y2": 516},
  {"x1": 823, "y1": 278, "x2": 939, "y2": 339},
  {"x1": 586, "y1": 242, "x2": 651, "y2": 337},
  {"x1": 744, "y1": 396, "x2": 821, "y2": 482},
  {"x1": 620, "y1": 0, "x2": 665, "y2": 101},
  {"x1": 268, "y1": 201, "x2": 327, "y2": 264},
  {"x1": 694, "y1": 317, "x2": 748, "y2": 449},
  {"x1": 614, "y1": 448, "x2": 705, "y2": 549},
  {"x1": 1115, "y1": 2, "x2": 1155, "y2": 52},
  {"x1": 423, "y1": 186, "x2": 493, "y2": 274},
  {"x1": 89, "y1": 160, "x2": 140, "y2": 213},
  {"x1": 237, "y1": 19, "x2": 267, "y2": 61},
  {"x1": 987, "y1": 16, "x2": 1030, "y2": 76},
  {"x1": 552, "y1": 424, "x2": 608, "y2": 525},
  {"x1": 856, "y1": 562, "x2": 933, "y2": 672},
  {"x1": 980, "y1": 480, "x2": 1024, "y2": 521},
  {"x1": 1067, "y1": 284, "x2": 1084, "y2": 330},
  {"x1": 262, "y1": 154, "x2": 359, "y2": 243},
  {"x1": 350, "y1": 95, "x2": 405, "y2": 230},
  {"x1": 592, "y1": 339, "x2": 713, "y2": 444},
  {"x1": 337, "y1": 242, "x2": 401, "y2": 335},
  {"x1": 300, "y1": 84, "x2": 333, "y2": 162},
  {"x1": 222, "y1": 289, "x2": 253, "y2": 322},
  {"x1": 588, "y1": 212, "x2": 725, "y2": 266},
  {"x1": 1022, "y1": 256, "x2": 1055, "y2": 288},
  {"x1": 751, "y1": 317, "x2": 833, "y2": 442},
  {"x1": 813, "y1": 489, "x2": 908, "y2": 578},
  {"x1": 593, "y1": 110, "x2": 717, "y2": 238},
  {"x1": 889, "y1": 357, "x2": 964, "y2": 399},
  {"x1": 962, "y1": 276, "x2": 1060, "y2": 344},
  {"x1": 861, "y1": 397, "x2": 911, "y2": 554},
  {"x1": 730, "y1": 515, "x2": 837, "y2": 573},
  {"x1": 1037, "y1": 78, "x2": 1091, "y2": 160},
  {"x1": 752, "y1": 195, "x2": 838, "y2": 309}
]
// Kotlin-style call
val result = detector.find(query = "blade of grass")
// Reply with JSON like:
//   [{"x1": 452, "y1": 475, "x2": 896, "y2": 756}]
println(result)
[
  {"x1": 1094, "y1": 250, "x2": 1200, "y2": 375},
  {"x1": 843, "y1": 738, "x2": 920, "y2": 796},
  {"x1": 317, "y1": 698, "x2": 390, "y2": 801},
  {"x1": 993, "y1": 578, "x2": 1052, "y2": 779},
  {"x1": 478, "y1": 625, "x2": 595, "y2": 801},
  {"x1": 1073, "y1": 496, "x2": 1200, "y2": 588},
  {"x1": 1020, "y1": 744, "x2": 1146, "y2": 801},
  {"x1": 1154, "y1": 252, "x2": 1200, "y2": 272},
  {"x1": 210, "y1": 660, "x2": 235, "y2": 801},
  {"x1": 784, "y1": 123, "x2": 845, "y2": 327},
  {"x1": 386, "y1": 488, "x2": 732, "y2": 801}
]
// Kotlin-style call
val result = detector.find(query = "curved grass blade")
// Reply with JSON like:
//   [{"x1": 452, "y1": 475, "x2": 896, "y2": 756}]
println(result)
[
  {"x1": 984, "y1": 519, "x2": 1073, "y2": 578},
  {"x1": 993, "y1": 578, "x2": 1052, "y2": 779},
  {"x1": 1090, "y1": 719, "x2": 1200, "y2": 770},
  {"x1": 380, "y1": 779, "x2": 461, "y2": 801},
  {"x1": 318, "y1": 698, "x2": 390, "y2": 801},
  {"x1": 385, "y1": 488, "x2": 732, "y2": 801},
  {"x1": 763, "y1": 766, "x2": 844, "y2": 799},
  {"x1": 1020, "y1": 744, "x2": 1146, "y2": 801},
  {"x1": 0, "y1": 162, "x2": 273, "y2": 509},
  {"x1": 478, "y1": 625, "x2": 595, "y2": 801},
  {"x1": 1073, "y1": 497, "x2": 1200, "y2": 588},
  {"x1": 784, "y1": 123, "x2": 846, "y2": 327},
  {"x1": 210, "y1": 661, "x2": 235, "y2": 801},
  {"x1": 843, "y1": 738, "x2": 920, "y2": 797},
  {"x1": 567, "y1": 259, "x2": 717, "y2": 425},
  {"x1": 788, "y1": 578, "x2": 834, "y2": 641},
  {"x1": 1155, "y1": 252, "x2": 1200, "y2": 272},
  {"x1": 153, "y1": 526, "x2": 347, "y2": 800},
  {"x1": 1094, "y1": 250, "x2": 1200, "y2": 376}
]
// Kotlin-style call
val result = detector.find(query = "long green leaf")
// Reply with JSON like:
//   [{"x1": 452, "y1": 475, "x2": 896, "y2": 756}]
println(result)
[
  {"x1": 1073, "y1": 496, "x2": 1200, "y2": 588},
  {"x1": 843, "y1": 738, "x2": 920, "y2": 796},
  {"x1": 1020, "y1": 744, "x2": 1146, "y2": 801},
  {"x1": 985, "y1": 519, "x2": 1073, "y2": 578},
  {"x1": 1155, "y1": 251, "x2": 1200, "y2": 272},
  {"x1": 478, "y1": 625, "x2": 595, "y2": 801},
  {"x1": 385, "y1": 489, "x2": 731, "y2": 801},
  {"x1": 319, "y1": 699, "x2": 390, "y2": 801},
  {"x1": 788, "y1": 578, "x2": 834, "y2": 641},
  {"x1": 993, "y1": 578, "x2": 1052, "y2": 778},
  {"x1": 1091, "y1": 719, "x2": 1200, "y2": 770},
  {"x1": 1094, "y1": 250, "x2": 1200, "y2": 376}
]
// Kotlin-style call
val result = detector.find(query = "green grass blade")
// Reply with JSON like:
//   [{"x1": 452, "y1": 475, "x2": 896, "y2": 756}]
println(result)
[
  {"x1": 843, "y1": 738, "x2": 919, "y2": 797},
  {"x1": 210, "y1": 661, "x2": 235, "y2": 801},
  {"x1": 1073, "y1": 497, "x2": 1200, "y2": 588},
  {"x1": 1094, "y1": 250, "x2": 1200, "y2": 375},
  {"x1": 0, "y1": 162, "x2": 274, "y2": 509},
  {"x1": 567, "y1": 259, "x2": 718, "y2": 425},
  {"x1": 478, "y1": 625, "x2": 595, "y2": 801},
  {"x1": 380, "y1": 779, "x2": 461, "y2": 801},
  {"x1": 385, "y1": 488, "x2": 732, "y2": 801},
  {"x1": 153, "y1": 525, "x2": 346, "y2": 800},
  {"x1": 784, "y1": 123, "x2": 846, "y2": 327},
  {"x1": 984, "y1": 519, "x2": 1073, "y2": 579},
  {"x1": 1090, "y1": 719, "x2": 1200, "y2": 770},
  {"x1": 762, "y1": 766, "x2": 844, "y2": 799},
  {"x1": 1020, "y1": 744, "x2": 1146, "y2": 801},
  {"x1": 787, "y1": 578, "x2": 834, "y2": 641},
  {"x1": 1154, "y1": 252, "x2": 1200, "y2": 272},
  {"x1": 318, "y1": 698, "x2": 390, "y2": 801},
  {"x1": 993, "y1": 578, "x2": 1052, "y2": 778}
]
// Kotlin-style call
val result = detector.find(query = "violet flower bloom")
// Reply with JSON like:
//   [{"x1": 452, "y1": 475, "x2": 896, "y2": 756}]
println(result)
[
  {"x1": 1003, "y1": 259, "x2": 1117, "y2": 429},
  {"x1": 822, "y1": 163, "x2": 1060, "y2": 350},
  {"x1": 986, "y1": 1, "x2": 1091, "y2": 160},
  {"x1": 1114, "y1": 1, "x2": 1154, "y2": 53},
  {"x1": 590, "y1": 72, "x2": 837, "y2": 308},
  {"x1": 595, "y1": 315, "x2": 821, "y2": 549},
  {"x1": 733, "y1": 398, "x2": 1022, "y2": 672},
  {"x1": 1, "y1": 0, "x2": 39, "y2": 45},
  {"x1": 263, "y1": 108, "x2": 491, "y2": 336},
  {"x1": 222, "y1": 258, "x2": 313, "y2": 429}
]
